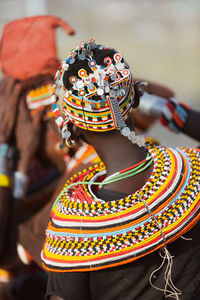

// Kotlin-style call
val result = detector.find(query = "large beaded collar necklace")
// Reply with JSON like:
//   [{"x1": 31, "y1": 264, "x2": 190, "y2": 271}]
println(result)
[{"x1": 42, "y1": 145, "x2": 200, "y2": 274}]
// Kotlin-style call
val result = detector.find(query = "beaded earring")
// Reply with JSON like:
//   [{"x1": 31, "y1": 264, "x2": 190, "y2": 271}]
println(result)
[{"x1": 51, "y1": 84, "x2": 76, "y2": 149}]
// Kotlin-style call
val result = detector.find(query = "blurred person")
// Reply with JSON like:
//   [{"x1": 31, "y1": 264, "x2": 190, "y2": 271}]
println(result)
[
  {"x1": 0, "y1": 15, "x2": 75, "y2": 299},
  {"x1": 138, "y1": 88, "x2": 200, "y2": 142},
  {"x1": 41, "y1": 39, "x2": 200, "y2": 300}
]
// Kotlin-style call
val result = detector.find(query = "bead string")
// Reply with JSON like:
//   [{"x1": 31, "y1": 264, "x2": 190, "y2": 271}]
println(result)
[
  {"x1": 136, "y1": 192, "x2": 181, "y2": 300},
  {"x1": 63, "y1": 152, "x2": 153, "y2": 192},
  {"x1": 100, "y1": 153, "x2": 153, "y2": 188}
]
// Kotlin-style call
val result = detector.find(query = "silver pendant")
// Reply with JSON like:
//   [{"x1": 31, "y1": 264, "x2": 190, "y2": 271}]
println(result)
[
  {"x1": 105, "y1": 86, "x2": 110, "y2": 93},
  {"x1": 120, "y1": 89, "x2": 126, "y2": 96},
  {"x1": 88, "y1": 83, "x2": 95, "y2": 90},
  {"x1": 86, "y1": 104, "x2": 92, "y2": 111},
  {"x1": 110, "y1": 74, "x2": 117, "y2": 81},
  {"x1": 69, "y1": 57, "x2": 75, "y2": 64},
  {"x1": 85, "y1": 49, "x2": 93, "y2": 57},
  {"x1": 109, "y1": 90, "x2": 116, "y2": 98},
  {"x1": 97, "y1": 88, "x2": 104, "y2": 96},
  {"x1": 79, "y1": 54, "x2": 86, "y2": 60}
]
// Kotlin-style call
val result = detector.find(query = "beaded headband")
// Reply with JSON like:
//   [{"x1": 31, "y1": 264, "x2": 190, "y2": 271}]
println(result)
[
  {"x1": 26, "y1": 83, "x2": 54, "y2": 118},
  {"x1": 51, "y1": 39, "x2": 145, "y2": 147}
]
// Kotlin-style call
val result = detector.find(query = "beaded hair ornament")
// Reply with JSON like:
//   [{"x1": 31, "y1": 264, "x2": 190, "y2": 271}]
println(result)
[{"x1": 51, "y1": 39, "x2": 145, "y2": 147}]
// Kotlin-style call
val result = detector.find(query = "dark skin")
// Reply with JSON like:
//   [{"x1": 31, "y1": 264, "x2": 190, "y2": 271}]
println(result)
[
  {"x1": 182, "y1": 109, "x2": 200, "y2": 142},
  {"x1": 79, "y1": 124, "x2": 153, "y2": 195},
  {"x1": 49, "y1": 114, "x2": 155, "y2": 300}
]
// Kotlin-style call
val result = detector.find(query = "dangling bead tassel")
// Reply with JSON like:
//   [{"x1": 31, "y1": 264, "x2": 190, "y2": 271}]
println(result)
[
  {"x1": 121, "y1": 126, "x2": 145, "y2": 147},
  {"x1": 137, "y1": 192, "x2": 181, "y2": 300},
  {"x1": 149, "y1": 246, "x2": 181, "y2": 300},
  {"x1": 107, "y1": 94, "x2": 145, "y2": 148}
]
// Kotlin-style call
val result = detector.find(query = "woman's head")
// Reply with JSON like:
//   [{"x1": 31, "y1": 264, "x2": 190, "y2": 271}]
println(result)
[{"x1": 51, "y1": 39, "x2": 145, "y2": 147}]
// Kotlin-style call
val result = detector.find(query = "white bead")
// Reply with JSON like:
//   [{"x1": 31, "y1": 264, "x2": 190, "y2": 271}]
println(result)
[
  {"x1": 97, "y1": 88, "x2": 104, "y2": 96},
  {"x1": 105, "y1": 86, "x2": 110, "y2": 93},
  {"x1": 55, "y1": 116, "x2": 64, "y2": 127},
  {"x1": 116, "y1": 62, "x2": 124, "y2": 70},
  {"x1": 62, "y1": 130, "x2": 71, "y2": 139},
  {"x1": 136, "y1": 136, "x2": 145, "y2": 147},
  {"x1": 122, "y1": 127, "x2": 131, "y2": 136},
  {"x1": 76, "y1": 80, "x2": 84, "y2": 89},
  {"x1": 128, "y1": 131, "x2": 136, "y2": 140},
  {"x1": 62, "y1": 63, "x2": 69, "y2": 71},
  {"x1": 131, "y1": 137, "x2": 137, "y2": 144},
  {"x1": 51, "y1": 94, "x2": 56, "y2": 103},
  {"x1": 86, "y1": 104, "x2": 92, "y2": 111}
]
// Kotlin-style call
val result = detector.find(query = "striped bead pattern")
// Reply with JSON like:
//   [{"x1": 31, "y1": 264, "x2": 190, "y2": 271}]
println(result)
[
  {"x1": 160, "y1": 98, "x2": 190, "y2": 133},
  {"x1": 26, "y1": 83, "x2": 52, "y2": 110},
  {"x1": 42, "y1": 145, "x2": 200, "y2": 272}
]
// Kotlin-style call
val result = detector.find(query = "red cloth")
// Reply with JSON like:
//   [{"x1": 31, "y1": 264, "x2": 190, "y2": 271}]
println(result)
[{"x1": 0, "y1": 15, "x2": 75, "y2": 80}]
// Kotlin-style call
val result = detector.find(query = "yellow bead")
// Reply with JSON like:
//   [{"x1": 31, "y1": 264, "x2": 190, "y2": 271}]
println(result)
[{"x1": 0, "y1": 174, "x2": 12, "y2": 188}]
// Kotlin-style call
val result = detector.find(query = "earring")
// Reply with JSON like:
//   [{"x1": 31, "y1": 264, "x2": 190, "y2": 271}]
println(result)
[
  {"x1": 57, "y1": 142, "x2": 69, "y2": 154},
  {"x1": 65, "y1": 137, "x2": 76, "y2": 148},
  {"x1": 61, "y1": 120, "x2": 76, "y2": 149}
]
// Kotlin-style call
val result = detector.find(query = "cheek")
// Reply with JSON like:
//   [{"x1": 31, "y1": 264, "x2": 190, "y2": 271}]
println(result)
[
  {"x1": 45, "y1": 132, "x2": 62, "y2": 158},
  {"x1": 45, "y1": 140, "x2": 67, "y2": 173}
]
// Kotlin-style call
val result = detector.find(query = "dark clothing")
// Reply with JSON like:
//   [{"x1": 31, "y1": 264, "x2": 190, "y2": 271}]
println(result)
[{"x1": 46, "y1": 189, "x2": 200, "y2": 300}]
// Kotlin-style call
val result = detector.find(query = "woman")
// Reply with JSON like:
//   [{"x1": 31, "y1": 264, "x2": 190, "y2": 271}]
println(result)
[
  {"x1": 41, "y1": 39, "x2": 200, "y2": 300},
  {"x1": 0, "y1": 15, "x2": 75, "y2": 299}
]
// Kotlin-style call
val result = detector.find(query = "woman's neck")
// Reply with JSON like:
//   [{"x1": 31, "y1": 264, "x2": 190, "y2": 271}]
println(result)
[
  {"x1": 102, "y1": 142, "x2": 147, "y2": 177},
  {"x1": 87, "y1": 131, "x2": 148, "y2": 176},
  {"x1": 82, "y1": 129, "x2": 153, "y2": 195}
]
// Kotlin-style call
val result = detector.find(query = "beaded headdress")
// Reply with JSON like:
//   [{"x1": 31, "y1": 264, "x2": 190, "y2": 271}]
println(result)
[{"x1": 51, "y1": 39, "x2": 145, "y2": 147}]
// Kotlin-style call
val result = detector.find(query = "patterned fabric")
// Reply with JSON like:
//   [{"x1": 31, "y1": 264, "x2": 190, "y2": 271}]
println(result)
[
  {"x1": 26, "y1": 84, "x2": 52, "y2": 110},
  {"x1": 160, "y1": 98, "x2": 190, "y2": 133},
  {"x1": 26, "y1": 83, "x2": 55, "y2": 120},
  {"x1": 41, "y1": 144, "x2": 200, "y2": 272}
]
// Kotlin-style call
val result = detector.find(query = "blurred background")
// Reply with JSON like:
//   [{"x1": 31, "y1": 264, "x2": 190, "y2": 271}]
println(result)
[{"x1": 0, "y1": 0, "x2": 200, "y2": 147}]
